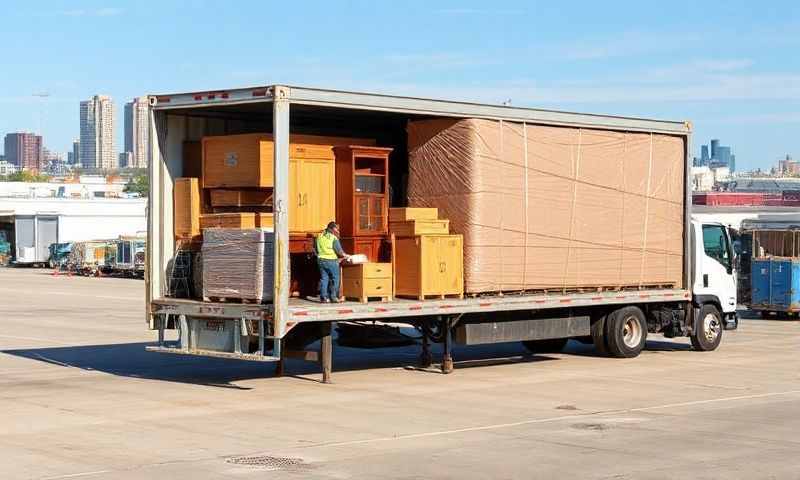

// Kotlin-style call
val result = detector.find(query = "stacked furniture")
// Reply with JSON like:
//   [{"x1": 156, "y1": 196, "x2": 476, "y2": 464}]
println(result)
[
  {"x1": 174, "y1": 133, "x2": 383, "y2": 302},
  {"x1": 390, "y1": 208, "x2": 464, "y2": 300}
]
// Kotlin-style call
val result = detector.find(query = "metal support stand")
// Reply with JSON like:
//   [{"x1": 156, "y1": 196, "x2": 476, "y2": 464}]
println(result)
[
  {"x1": 320, "y1": 322, "x2": 333, "y2": 384},
  {"x1": 441, "y1": 317, "x2": 453, "y2": 374},
  {"x1": 275, "y1": 338, "x2": 285, "y2": 377},
  {"x1": 419, "y1": 329, "x2": 432, "y2": 368},
  {"x1": 157, "y1": 315, "x2": 165, "y2": 346},
  {"x1": 179, "y1": 315, "x2": 189, "y2": 352}
]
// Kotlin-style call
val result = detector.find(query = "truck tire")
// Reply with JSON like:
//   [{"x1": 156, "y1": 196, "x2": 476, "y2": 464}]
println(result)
[
  {"x1": 591, "y1": 315, "x2": 609, "y2": 356},
  {"x1": 605, "y1": 306, "x2": 647, "y2": 358},
  {"x1": 522, "y1": 338, "x2": 568, "y2": 354},
  {"x1": 691, "y1": 304, "x2": 723, "y2": 351}
]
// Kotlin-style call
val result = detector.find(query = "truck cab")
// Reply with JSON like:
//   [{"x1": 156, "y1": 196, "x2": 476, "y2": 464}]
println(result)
[{"x1": 691, "y1": 219, "x2": 738, "y2": 346}]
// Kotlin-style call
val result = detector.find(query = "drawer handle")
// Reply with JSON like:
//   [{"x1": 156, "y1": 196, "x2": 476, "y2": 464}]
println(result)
[{"x1": 375, "y1": 285, "x2": 383, "y2": 290}]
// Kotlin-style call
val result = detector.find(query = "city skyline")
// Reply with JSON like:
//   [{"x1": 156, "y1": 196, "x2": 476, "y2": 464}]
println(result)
[{"x1": 0, "y1": 2, "x2": 798, "y2": 171}]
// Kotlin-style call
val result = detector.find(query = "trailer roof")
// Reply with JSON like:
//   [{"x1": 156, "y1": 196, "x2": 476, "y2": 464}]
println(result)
[{"x1": 149, "y1": 84, "x2": 691, "y2": 135}]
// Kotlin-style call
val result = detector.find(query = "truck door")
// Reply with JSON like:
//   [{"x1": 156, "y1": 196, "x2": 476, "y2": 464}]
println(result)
[
  {"x1": 36, "y1": 216, "x2": 59, "y2": 263},
  {"x1": 15, "y1": 216, "x2": 35, "y2": 263},
  {"x1": 697, "y1": 223, "x2": 737, "y2": 313}
]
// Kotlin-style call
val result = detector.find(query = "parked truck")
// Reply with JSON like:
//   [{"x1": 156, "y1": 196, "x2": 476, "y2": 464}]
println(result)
[{"x1": 145, "y1": 85, "x2": 737, "y2": 382}]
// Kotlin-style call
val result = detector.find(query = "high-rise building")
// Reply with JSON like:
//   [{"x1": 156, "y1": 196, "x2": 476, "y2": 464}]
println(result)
[
  {"x1": 80, "y1": 95, "x2": 116, "y2": 169},
  {"x1": 124, "y1": 96, "x2": 149, "y2": 168},
  {"x1": 3, "y1": 132, "x2": 43, "y2": 171},
  {"x1": 72, "y1": 139, "x2": 80, "y2": 166},
  {"x1": 118, "y1": 152, "x2": 133, "y2": 168},
  {"x1": 698, "y1": 138, "x2": 736, "y2": 172},
  {"x1": 710, "y1": 139, "x2": 720, "y2": 159}
]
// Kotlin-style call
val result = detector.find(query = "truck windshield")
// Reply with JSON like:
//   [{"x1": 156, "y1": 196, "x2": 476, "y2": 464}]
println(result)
[{"x1": 702, "y1": 225, "x2": 731, "y2": 270}]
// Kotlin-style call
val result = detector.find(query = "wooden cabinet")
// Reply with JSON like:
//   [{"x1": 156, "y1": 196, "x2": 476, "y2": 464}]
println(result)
[
  {"x1": 395, "y1": 235, "x2": 464, "y2": 299},
  {"x1": 174, "y1": 178, "x2": 201, "y2": 240},
  {"x1": 291, "y1": 157, "x2": 335, "y2": 233},
  {"x1": 342, "y1": 263, "x2": 393, "y2": 302},
  {"x1": 335, "y1": 146, "x2": 393, "y2": 238}
]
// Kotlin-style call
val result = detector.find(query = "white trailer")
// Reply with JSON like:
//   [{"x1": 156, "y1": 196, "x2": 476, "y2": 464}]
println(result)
[
  {"x1": 145, "y1": 85, "x2": 738, "y2": 382},
  {"x1": 0, "y1": 197, "x2": 146, "y2": 265}
]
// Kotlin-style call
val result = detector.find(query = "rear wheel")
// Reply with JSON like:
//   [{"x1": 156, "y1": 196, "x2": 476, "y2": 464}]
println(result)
[
  {"x1": 691, "y1": 304, "x2": 723, "y2": 351},
  {"x1": 605, "y1": 306, "x2": 647, "y2": 358},
  {"x1": 522, "y1": 338, "x2": 568, "y2": 354}
]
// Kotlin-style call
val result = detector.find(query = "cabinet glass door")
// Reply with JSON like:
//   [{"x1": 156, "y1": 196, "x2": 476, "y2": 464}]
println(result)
[{"x1": 357, "y1": 196, "x2": 370, "y2": 232}]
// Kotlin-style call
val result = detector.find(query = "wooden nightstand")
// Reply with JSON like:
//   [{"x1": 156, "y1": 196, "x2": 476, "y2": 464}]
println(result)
[{"x1": 342, "y1": 263, "x2": 393, "y2": 303}]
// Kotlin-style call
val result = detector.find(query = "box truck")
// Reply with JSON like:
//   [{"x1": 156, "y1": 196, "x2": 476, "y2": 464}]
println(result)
[{"x1": 145, "y1": 85, "x2": 737, "y2": 382}]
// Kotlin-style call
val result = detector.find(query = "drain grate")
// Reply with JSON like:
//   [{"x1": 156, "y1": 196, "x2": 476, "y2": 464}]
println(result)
[{"x1": 226, "y1": 455, "x2": 306, "y2": 471}]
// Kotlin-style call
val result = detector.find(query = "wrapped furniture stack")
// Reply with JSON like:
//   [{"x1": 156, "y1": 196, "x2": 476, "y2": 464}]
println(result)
[
  {"x1": 406, "y1": 118, "x2": 685, "y2": 295},
  {"x1": 202, "y1": 229, "x2": 274, "y2": 303}
]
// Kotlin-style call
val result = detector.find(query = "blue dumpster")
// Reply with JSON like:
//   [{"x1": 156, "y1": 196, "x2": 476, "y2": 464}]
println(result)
[{"x1": 751, "y1": 258, "x2": 800, "y2": 313}]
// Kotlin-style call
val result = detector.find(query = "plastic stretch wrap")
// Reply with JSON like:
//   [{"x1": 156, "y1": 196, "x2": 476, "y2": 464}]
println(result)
[
  {"x1": 202, "y1": 229, "x2": 274, "y2": 302},
  {"x1": 407, "y1": 118, "x2": 685, "y2": 293}
]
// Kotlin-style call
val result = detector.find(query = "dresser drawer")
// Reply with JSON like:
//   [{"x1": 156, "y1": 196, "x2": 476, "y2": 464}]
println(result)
[
  {"x1": 343, "y1": 277, "x2": 392, "y2": 300},
  {"x1": 343, "y1": 262, "x2": 392, "y2": 280}
]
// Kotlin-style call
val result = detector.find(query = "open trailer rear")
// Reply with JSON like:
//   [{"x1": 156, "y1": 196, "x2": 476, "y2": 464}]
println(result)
[{"x1": 146, "y1": 85, "x2": 737, "y2": 382}]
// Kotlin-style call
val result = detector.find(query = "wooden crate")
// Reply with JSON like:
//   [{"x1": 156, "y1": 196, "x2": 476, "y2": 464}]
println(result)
[
  {"x1": 342, "y1": 263, "x2": 393, "y2": 302},
  {"x1": 209, "y1": 189, "x2": 272, "y2": 207},
  {"x1": 394, "y1": 235, "x2": 463, "y2": 299},
  {"x1": 388, "y1": 207, "x2": 438, "y2": 222},
  {"x1": 389, "y1": 219, "x2": 449, "y2": 237},
  {"x1": 174, "y1": 177, "x2": 201, "y2": 239},
  {"x1": 200, "y1": 212, "x2": 274, "y2": 230}
]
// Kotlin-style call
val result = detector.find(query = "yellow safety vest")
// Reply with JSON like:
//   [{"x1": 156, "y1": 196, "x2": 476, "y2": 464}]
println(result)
[{"x1": 315, "y1": 232, "x2": 339, "y2": 260}]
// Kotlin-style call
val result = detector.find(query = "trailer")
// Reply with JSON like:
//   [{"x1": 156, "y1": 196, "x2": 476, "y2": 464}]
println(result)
[
  {"x1": 112, "y1": 235, "x2": 146, "y2": 277},
  {"x1": 742, "y1": 217, "x2": 800, "y2": 317},
  {"x1": 146, "y1": 85, "x2": 738, "y2": 382}
]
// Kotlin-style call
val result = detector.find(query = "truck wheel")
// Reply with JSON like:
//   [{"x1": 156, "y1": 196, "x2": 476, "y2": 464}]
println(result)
[
  {"x1": 691, "y1": 304, "x2": 723, "y2": 351},
  {"x1": 522, "y1": 338, "x2": 568, "y2": 354},
  {"x1": 591, "y1": 314, "x2": 609, "y2": 356},
  {"x1": 605, "y1": 306, "x2": 647, "y2": 358}
]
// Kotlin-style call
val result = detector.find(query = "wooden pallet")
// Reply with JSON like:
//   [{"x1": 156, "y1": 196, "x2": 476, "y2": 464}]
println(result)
[
  {"x1": 204, "y1": 296, "x2": 265, "y2": 304},
  {"x1": 345, "y1": 295, "x2": 392, "y2": 304},
  {"x1": 396, "y1": 293, "x2": 464, "y2": 301}
]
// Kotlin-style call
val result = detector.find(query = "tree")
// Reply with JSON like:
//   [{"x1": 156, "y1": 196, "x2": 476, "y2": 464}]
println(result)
[
  {"x1": 2, "y1": 170, "x2": 51, "y2": 182},
  {"x1": 124, "y1": 174, "x2": 149, "y2": 196}
]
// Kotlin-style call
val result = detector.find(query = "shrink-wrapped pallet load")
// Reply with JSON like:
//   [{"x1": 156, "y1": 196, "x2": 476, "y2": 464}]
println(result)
[
  {"x1": 407, "y1": 118, "x2": 685, "y2": 294},
  {"x1": 202, "y1": 229, "x2": 274, "y2": 302}
]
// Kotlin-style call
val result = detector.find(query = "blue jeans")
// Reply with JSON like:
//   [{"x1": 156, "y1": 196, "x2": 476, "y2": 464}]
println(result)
[{"x1": 318, "y1": 259, "x2": 340, "y2": 301}]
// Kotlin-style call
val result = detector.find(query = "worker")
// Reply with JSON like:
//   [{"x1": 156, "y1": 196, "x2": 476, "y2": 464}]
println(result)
[{"x1": 314, "y1": 221, "x2": 351, "y2": 303}]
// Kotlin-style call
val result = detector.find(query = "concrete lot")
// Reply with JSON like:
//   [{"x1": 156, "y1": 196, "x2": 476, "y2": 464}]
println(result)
[{"x1": 1, "y1": 268, "x2": 799, "y2": 480}]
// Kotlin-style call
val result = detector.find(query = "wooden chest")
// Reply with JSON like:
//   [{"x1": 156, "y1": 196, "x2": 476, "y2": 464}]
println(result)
[
  {"x1": 200, "y1": 213, "x2": 274, "y2": 230},
  {"x1": 209, "y1": 189, "x2": 272, "y2": 207},
  {"x1": 342, "y1": 262, "x2": 393, "y2": 302},
  {"x1": 174, "y1": 177, "x2": 201, "y2": 240},
  {"x1": 395, "y1": 235, "x2": 464, "y2": 299},
  {"x1": 388, "y1": 207, "x2": 438, "y2": 222},
  {"x1": 389, "y1": 219, "x2": 449, "y2": 237}
]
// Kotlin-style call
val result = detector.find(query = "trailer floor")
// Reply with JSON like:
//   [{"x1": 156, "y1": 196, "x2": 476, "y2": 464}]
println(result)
[{"x1": 2, "y1": 267, "x2": 799, "y2": 480}]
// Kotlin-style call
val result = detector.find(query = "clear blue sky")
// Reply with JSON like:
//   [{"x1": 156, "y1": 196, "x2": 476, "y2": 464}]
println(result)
[{"x1": 1, "y1": 0, "x2": 798, "y2": 171}]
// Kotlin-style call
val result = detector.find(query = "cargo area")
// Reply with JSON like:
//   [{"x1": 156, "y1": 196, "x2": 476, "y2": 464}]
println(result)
[{"x1": 148, "y1": 86, "x2": 692, "y2": 342}]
